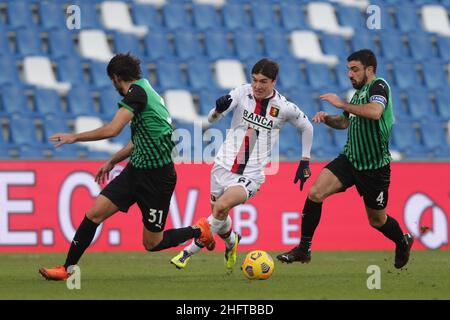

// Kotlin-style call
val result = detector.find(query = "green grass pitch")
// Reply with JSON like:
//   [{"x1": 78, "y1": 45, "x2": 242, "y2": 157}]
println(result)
[{"x1": 0, "y1": 250, "x2": 449, "y2": 300}]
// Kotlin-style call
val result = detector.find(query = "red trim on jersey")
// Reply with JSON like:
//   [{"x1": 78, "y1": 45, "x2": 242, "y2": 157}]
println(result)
[{"x1": 231, "y1": 127, "x2": 254, "y2": 173}]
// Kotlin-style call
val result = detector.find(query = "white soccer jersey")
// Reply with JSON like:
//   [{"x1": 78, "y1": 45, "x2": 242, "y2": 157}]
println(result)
[{"x1": 209, "y1": 84, "x2": 313, "y2": 184}]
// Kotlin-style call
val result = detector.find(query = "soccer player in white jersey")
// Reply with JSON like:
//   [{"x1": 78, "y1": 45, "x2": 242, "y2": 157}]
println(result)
[{"x1": 171, "y1": 58, "x2": 314, "y2": 272}]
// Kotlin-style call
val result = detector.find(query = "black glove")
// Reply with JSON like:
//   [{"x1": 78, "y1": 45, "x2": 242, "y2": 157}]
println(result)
[
  {"x1": 294, "y1": 160, "x2": 311, "y2": 191},
  {"x1": 215, "y1": 94, "x2": 233, "y2": 113}
]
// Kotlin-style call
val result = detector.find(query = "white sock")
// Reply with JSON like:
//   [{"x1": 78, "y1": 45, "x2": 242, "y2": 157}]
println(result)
[
  {"x1": 208, "y1": 214, "x2": 226, "y2": 235},
  {"x1": 184, "y1": 240, "x2": 203, "y2": 255},
  {"x1": 218, "y1": 216, "x2": 236, "y2": 249}
]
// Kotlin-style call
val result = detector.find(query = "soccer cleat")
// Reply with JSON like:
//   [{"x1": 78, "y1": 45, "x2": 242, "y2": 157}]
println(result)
[
  {"x1": 38, "y1": 265, "x2": 69, "y2": 281},
  {"x1": 276, "y1": 246, "x2": 311, "y2": 264},
  {"x1": 224, "y1": 233, "x2": 241, "y2": 272},
  {"x1": 394, "y1": 233, "x2": 414, "y2": 269},
  {"x1": 170, "y1": 250, "x2": 192, "y2": 269},
  {"x1": 194, "y1": 217, "x2": 216, "y2": 251}
]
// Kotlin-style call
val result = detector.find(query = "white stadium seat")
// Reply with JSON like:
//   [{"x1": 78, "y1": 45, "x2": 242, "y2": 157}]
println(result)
[
  {"x1": 329, "y1": 0, "x2": 369, "y2": 9},
  {"x1": 215, "y1": 59, "x2": 247, "y2": 89},
  {"x1": 100, "y1": 1, "x2": 148, "y2": 37},
  {"x1": 133, "y1": 0, "x2": 166, "y2": 6},
  {"x1": 193, "y1": 0, "x2": 226, "y2": 6},
  {"x1": 74, "y1": 116, "x2": 123, "y2": 153},
  {"x1": 290, "y1": 31, "x2": 339, "y2": 66},
  {"x1": 422, "y1": 5, "x2": 450, "y2": 36},
  {"x1": 164, "y1": 90, "x2": 209, "y2": 126},
  {"x1": 307, "y1": 2, "x2": 354, "y2": 37},
  {"x1": 23, "y1": 56, "x2": 71, "y2": 94},
  {"x1": 79, "y1": 29, "x2": 114, "y2": 62}
]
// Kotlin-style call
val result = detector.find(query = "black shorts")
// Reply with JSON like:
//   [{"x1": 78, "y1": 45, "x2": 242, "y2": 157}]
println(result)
[
  {"x1": 325, "y1": 154, "x2": 390, "y2": 210},
  {"x1": 100, "y1": 163, "x2": 177, "y2": 232}
]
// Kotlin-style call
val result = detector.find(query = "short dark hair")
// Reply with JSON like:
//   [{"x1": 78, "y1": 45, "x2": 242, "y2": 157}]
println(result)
[
  {"x1": 107, "y1": 52, "x2": 142, "y2": 81},
  {"x1": 251, "y1": 58, "x2": 279, "y2": 80},
  {"x1": 347, "y1": 49, "x2": 377, "y2": 73}
]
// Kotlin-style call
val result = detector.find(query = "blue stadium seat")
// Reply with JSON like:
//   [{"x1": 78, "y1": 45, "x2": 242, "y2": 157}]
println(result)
[
  {"x1": 174, "y1": 30, "x2": 203, "y2": 60},
  {"x1": 321, "y1": 33, "x2": 350, "y2": 59},
  {"x1": 90, "y1": 61, "x2": 111, "y2": 88},
  {"x1": 111, "y1": 123, "x2": 132, "y2": 146},
  {"x1": 15, "y1": 28, "x2": 44, "y2": 56},
  {"x1": 187, "y1": 60, "x2": 215, "y2": 91},
  {"x1": 18, "y1": 145, "x2": 47, "y2": 159},
  {"x1": 6, "y1": 1, "x2": 35, "y2": 28},
  {"x1": 9, "y1": 117, "x2": 42, "y2": 147},
  {"x1": 434, "y1": 90, "x2": 450, "y2": 120},
  {"x1": 156, "y1": 61, "x2": 186, "y2": 90},
  {"x1": 335, "y1": 63, "x2": 351, "y2": 90},
  {"x1": 351, "y1": 33, "x2": 377, "y2": 54},
  {"x1": 0, "y1": 26, "x2": 13, "y2": 57},
  {"x1": 43, "y1": 118, "x2": 71, "y2": 142},
  {"x1": 74, "y1": 1, "x2": 101, "y2": 29},
  {"x1": 394, "y1": 5, "x2": 421, "y2": 33},
  {"x1": 222, "y1": 3, "x2": 252, "y2": 31},
  {"x1": 51, "y1": 144, "x2": 83, "y2": 159},
  {"x1": 98, "y1": 87, "x2": 122, "y2": 120},
  {"x1": 192, "y1": 4, "x2": 220, "y2": 31},
  {"x1": 66, "y1": 86, "x2": 97, "y2": 116},
  {"x1": 39, "y1": 2, "x2": 66, "y2": 30},
  {"x1": 420, "y1": 122, "x2": 450, "y2": 155},
  {"x1": 0, "y1": 85, "x2": 30, "y2": 117},
  {"x1": 306, "y1": 63, "x2": 335, "y2": 90},
  {"x1": 0, "y1": 57, "x2": 20, "y2": 86},
  {"x1": 287, "y1": 89, "x2": 318, "y2": 119},
  {"x1": 279, "y1": 123, "x2": 301, "y2": 160},
  {"x1": 48, "y1": 29, "x2": 78, "y2": 59},
  {"x1": 336, "y1": 5, "x2": 366, "y2": 29},
  {"x1": 197, "y1": 90, "x2": 221, "y2": 115},
  {"x1": 436, "y1": 36, "x2": 450, "y2": 62},
  {"x1": 250, "y1": 3, "x2": 280, "y2": 31},
  {"x1": 34, "y1": 88, "x2": 66, "y2": 118},
  {"x1": 392, "y1": 62, "x2": 420, "y2": 89},
  {"x1": 262, "y1": 30, "x2": 293, "y2": 60},
  {"x1": 408, "y1": 33, "x2": 438, "y2": 61},
  {"x1": 391, "y1": 122, "x2": 429, "y2": 158},
  {"x1": 204, "y1": 30, "x2": 234, "y2": 60},
  {"x1": 332, "y1": 129, "x2": 348, "y2": 150},
  {"x1": 405, "y1": 88, "x2": 438, "y2": 121},
  {"x1": 132, "y1": 4, "x2": 164, "y2": 30},
  {"x1": 144, "y1": 31, "x2": 175, "y2": 60},
  {"x1": 162, "y1": 4, "x2": 192, "y2": 30},
  {"x1": 234, "y1": 30, "x2": 264, "y2": 60},
  {"x1": 113, "y1": 32, "x2": 144, "y2": 58},
  {"x1": 57, "y1": 57, "x2": 85, "y2": 85},
  {"x1": 422, "y1": 62, "x2": 449, "y2": 90},
  {"x1": 277, "y1": 60, "x2": 305, "y2": 92},
  {"x1": 279, "y1": 2, "x2": 309, "y2": 31},
  {"x1": 378, "y1": 32, "x2": 408, "y2": 60},
  {"x1": 312, "y1": 126, "x2": 337, "y2": 159}
]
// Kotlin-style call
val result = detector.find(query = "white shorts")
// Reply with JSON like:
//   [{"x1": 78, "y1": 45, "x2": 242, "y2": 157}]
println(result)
[{"x1": 210, "y1": 164, "x2": 261, "y2": 204}]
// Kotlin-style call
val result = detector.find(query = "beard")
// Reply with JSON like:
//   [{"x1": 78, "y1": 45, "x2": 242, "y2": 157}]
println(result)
[{"x1": 351, "y1": 73, "x2": 368, "y2": 89}]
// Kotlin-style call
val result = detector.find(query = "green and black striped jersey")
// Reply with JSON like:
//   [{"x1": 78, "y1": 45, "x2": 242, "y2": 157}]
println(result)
[
  {"x1": 118, "y1": 78, "x2": 174, "y2": 169},
  {"x1": 342, "y1": 77, "x2": 394, "y2": 170}
]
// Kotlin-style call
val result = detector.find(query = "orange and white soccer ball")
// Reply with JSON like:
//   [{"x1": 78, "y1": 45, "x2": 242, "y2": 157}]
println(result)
[{"x1": 241, "y1": 250, "x2": 274, "y2": 280}]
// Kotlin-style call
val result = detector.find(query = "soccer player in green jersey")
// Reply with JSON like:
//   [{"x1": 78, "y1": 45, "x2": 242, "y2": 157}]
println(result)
[
  {"x1": 39, "y1": 53, "x2": 214, "y2": 280},
  {"x1": 277, "y1": 49, "x2": 413, "y2": 269}
]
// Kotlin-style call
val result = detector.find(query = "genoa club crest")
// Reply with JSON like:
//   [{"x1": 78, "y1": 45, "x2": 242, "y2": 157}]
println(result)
[{"x1": 269, "y1": 105, "x2": 280, "y2": 117}]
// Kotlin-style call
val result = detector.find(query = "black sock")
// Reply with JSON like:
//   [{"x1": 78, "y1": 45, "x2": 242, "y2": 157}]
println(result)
[
  {"x1": 64, "y1": 216, "x2": 99, "y2": 269},
  {"x1": 375, "y1": 215, "x2": 404, "y2": 245},
  {"x1": 299, "y1": 198, "x2": 323, "y2": 251},
  {"x1": 149, "y1": 227, "x2": 200, "y2": 252}
]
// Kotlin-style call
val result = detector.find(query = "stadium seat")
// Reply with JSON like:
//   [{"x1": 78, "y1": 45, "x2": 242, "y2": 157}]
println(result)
[
  {"x1": 74, "y1": 116, "x2": 122, "y2": 153},
  {"x1": 163, "y1": 89, "x2": 208, "y2": 124},
  {"x1": 436, "y1": 36, "x2": 450, "y2": 62},
  {"x1": 422, "y1": 62, "x2": 449, "y2": 90},
  {"x1": 332, "y1": 128, "x2": 348, "y2": 150},
  {"x1": 98, "y1": 87, "x2": 122, "y2": 120},
  {"x1": 34, "y1": 88, "x2": 67, "y2": 118},
  {"x1": 111, "y1": 123, "x2": 132, "y2": 146},
  {"x1": 193, "y1": 0, "x2": 226, "y2": 5},
  {"x1": 100, "y1": 1, "x2": 148, "y2": 37},
  {"x1": 233, "y1": 30, "x2": 264, "y2": 60},
  {"x1": 17, "y1": 146, "x2": 47, "y2": 159},
  {"x1": 192, "y1": 4, "x2": 220, "y2": 30},
  {"x1": 262, "y1": 30, "x2": 293, "y2": 60},
  {"x1": 6, "y1": 1, "x2": 35, "y2": 28},
  {"x1": 434, "y1": 90, "x2": 450, "y2": 120},
  {"x1": 408, "y1": 33, "x2": 438, "y2": 61},
  {"x1": 23, "y1": 56, "x2": 71, "y2": 94},
  {"x1": 378, "y1": 32, "x2": 408, "y2": 61},
  {"x1": 204, "y1": 30, "x2": 234, "y2": 60},
  {"x1": 15, "y1": 28, "x2": 44, "y2": 56},
  {"x1": 306, "y1": 63, "x2": 335, "y2": 90},
  {"x1": 47, "y1": 30, "x2": 78, "y2": 59},
  {"x1": 420, "y1": 122, "x2": 450, "y2": 154},
  {"x1": 56, "y1": 57, "x2": 86, "y2": 86},
  {"x1": 39, "y1": 2, "x2": 66, "y2": 30},
  {"x1": 351, "y1": 32, "x2": 377, "y2": 54},
  {"x1": 66, "y1": 86, "x2": 98, "y2": 117},
  {"x1": 0, "y1": 85, "x2": 31, "y2": 117},
  {"x1": 0, "y1": 57, "x2": 20, "y2": 86},
  {"x1": 405, "y1": 88, "x2": 438, "y2": 121},
  {"x1": 73, "y1": 1, "x2": 102, "y2": 29},
  {"x1": 312, "y1": 125, "x2": 337, "y2": 159},
  {"x1": 187, "y1": 60, "x2": 216, "y2": 91},
  {"x1": 250, "y1": 3, "x2": 280, "y2": 31},
  {"x1": 174, "y1": 30, "x2": 204, "y2": 60},
  {"x1": 162, "y1": 3, "x2": 192, "y2": 30},
  {"x1": 197, "y1": 90, "x2": 222, "y2": 115},
  {"x1": 144, "y1": 31, "x2": 175, "y2": 60},
  {"x1": 320, "y1": 33, "x2": 351, "y2": 59},
  {"x1": 222, "y1": 3, "x2": 252, "y2": 31},
  {"x1": 156, "y1": 61, "x2": 186, "y2": 90},
  {"x1": 113, "y1": 32, "x2": 144, "y2": 58},
  {"x1": 78, "y1": 29, "x2": 114, "y2": 62},
  {"x1": 335, "y1": 63, "x2": 352, "y2": 90},
  {"x1": 43, "y1": 118, "x2": 72, "y2": 142},
  {"x1": 395, "y1": 5, "x2": 421, "y2": 33},
  {"x1": 276, "y1": 60, "x2": 304, "y2": 92},
  {"x1": 278, "y1": 123, "x2": 301, "y2": 160},
  {"x1": 307, "y1": 2, "x2": 354, "y2": 37},
  {"x1": 392, "y1": 62, "x2": 420, "y2": 89},
  {"x1": 287, "y1": 89, "x2": 318, "y2": 119},
  {"x1": 290, "y1": 31, "x2": 338, "y2": 66},
  {"x1": 132, "y1": 4, "x2": 165, "y2": 30},
  {"x1": 391, "y1": 122, "x2": 429, "y2": 158},
  {"x1": 279, "y1": 1, "x2": 309, "y2": 31},
  {"x1": 214, "y1": 59, "x2": 246, "y2": 90},
  {"x1": 90, "y1": 61, "x2": 111, "y2": 88},
  {"x1": 336, "y1": 4, "x2": 366, "y2": 29},
  {"x1": 421, "y1": 4, "x2": 450, "y2": 36},
  {"x1": 9, "y1": 117, "x2": 42, "y2": 147}
]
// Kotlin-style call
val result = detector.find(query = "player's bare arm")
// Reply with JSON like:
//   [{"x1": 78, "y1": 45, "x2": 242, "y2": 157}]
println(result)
[
  {"x1": 312, "y1": 111, "x2": 349, "y2": 129},
  {"x1": 319, "y1": 93, "x2": 384, "y2": 120},
  {"x1": 49, "y1": 108, "x2": 134, "y2": 148},
  {"x1": 95, "y1": 142, "x2": 134, "y2": 185}
]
